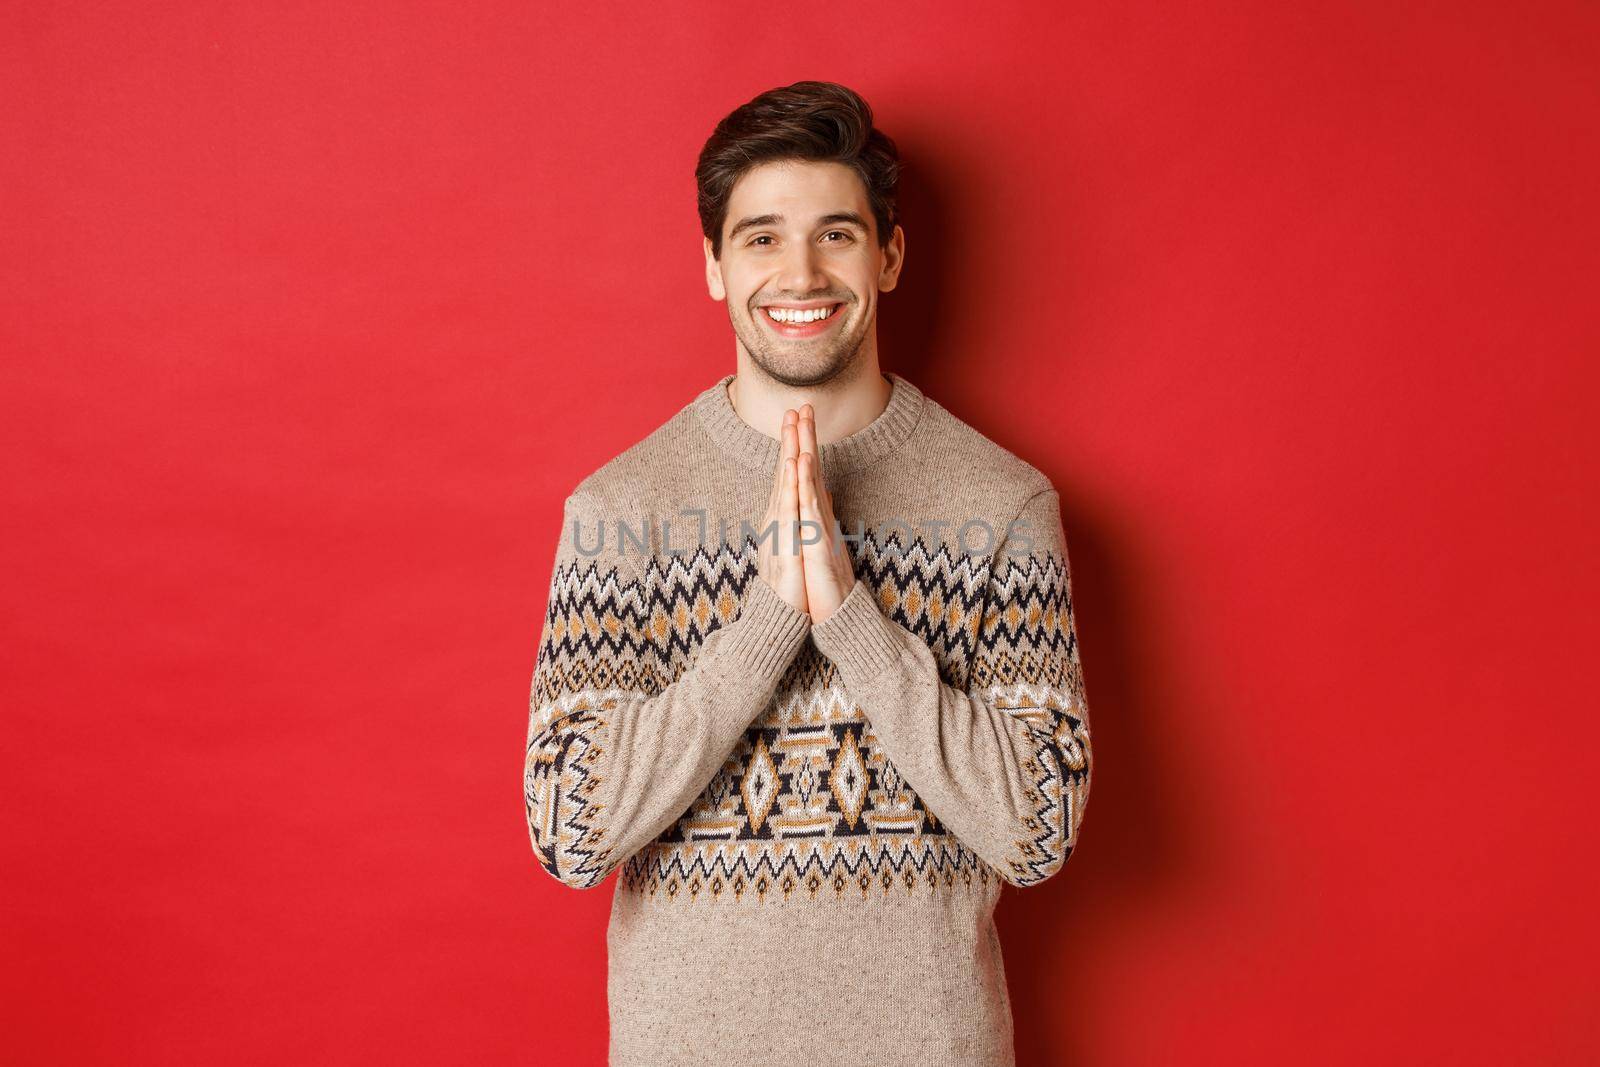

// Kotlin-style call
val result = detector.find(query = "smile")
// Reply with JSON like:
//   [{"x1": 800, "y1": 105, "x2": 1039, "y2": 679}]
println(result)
[{"x1": 760, "y1": 302, "x2": 844, "y2": 338}]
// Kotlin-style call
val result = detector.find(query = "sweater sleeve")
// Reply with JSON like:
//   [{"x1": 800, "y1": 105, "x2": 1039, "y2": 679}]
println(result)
[
  {"x1": 524, "y1": 491, "x2": 812, "y2": 890},
  {"x1": 808, "y1": 486, "x2": 1093, "y2": 888}
]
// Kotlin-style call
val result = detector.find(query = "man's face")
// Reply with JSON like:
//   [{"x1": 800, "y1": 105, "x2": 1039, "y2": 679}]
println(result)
[{"x1": 705, "y1": 160, "x2": 904, "y2": 387}]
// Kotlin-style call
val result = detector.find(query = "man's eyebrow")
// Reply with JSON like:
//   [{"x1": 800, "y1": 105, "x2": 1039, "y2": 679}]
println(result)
[
  {"x1": 726, "y1": 211, "x2": 872, "y2": 240},
  {"x1": 817, "y1": 212, "x2": 871, "y2": 233}
]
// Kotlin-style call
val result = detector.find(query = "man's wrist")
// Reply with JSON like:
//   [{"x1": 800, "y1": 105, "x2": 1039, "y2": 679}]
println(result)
[
  {"x1": 715, "y1": 572, "x2": 812, "y2": 676},
  {"x1": 809, "y1": 576, "x2": 904, "y2": 677}
]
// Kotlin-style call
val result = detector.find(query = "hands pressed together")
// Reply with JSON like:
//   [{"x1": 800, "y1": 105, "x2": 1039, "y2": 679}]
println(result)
[{"x1": 757, "y1": 404, "x2": 859, "y2": 625}]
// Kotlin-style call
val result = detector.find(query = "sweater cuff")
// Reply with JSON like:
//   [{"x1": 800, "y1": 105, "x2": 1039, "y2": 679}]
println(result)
[
  {"x1": 809, "y1": 576, "x2": 905, "y2": 679},
  {"x1": 714, "y1": 573, "x2": 812, "y2": 678}
]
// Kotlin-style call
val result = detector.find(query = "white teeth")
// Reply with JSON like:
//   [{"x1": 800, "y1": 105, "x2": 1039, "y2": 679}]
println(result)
[{"x1": 766, "y1": 305, "x2": 836, "y2": 324}]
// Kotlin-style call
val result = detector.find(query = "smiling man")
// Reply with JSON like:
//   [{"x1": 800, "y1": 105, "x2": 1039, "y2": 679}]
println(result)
[{"x1": 524, "y1": 80, "x2": 1093, "y2": 1066}]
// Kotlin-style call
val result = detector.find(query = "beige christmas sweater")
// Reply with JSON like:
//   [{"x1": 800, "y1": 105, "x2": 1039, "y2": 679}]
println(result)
[{"x1": 523, "y1": 371, "x2": 1093, "y2": 1066}]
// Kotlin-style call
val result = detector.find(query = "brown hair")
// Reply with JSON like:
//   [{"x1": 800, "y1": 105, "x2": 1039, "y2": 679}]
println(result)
[{"x1": 696, "y1": 80, "x2": 901, "y2": 260}]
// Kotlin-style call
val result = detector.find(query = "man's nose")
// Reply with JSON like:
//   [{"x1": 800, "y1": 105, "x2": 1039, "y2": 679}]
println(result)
[{"x1": 777, "y1": 240, "x2": 829, "y2": 294}]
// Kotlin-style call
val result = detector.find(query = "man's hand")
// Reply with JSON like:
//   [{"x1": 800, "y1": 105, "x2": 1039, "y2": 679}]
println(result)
[
  {"x1": 792, "y1": 403, "x2": 859, "y2": 624},
  {"x1": 757, "y1": 409, "x2": 809, "y2": 615}
]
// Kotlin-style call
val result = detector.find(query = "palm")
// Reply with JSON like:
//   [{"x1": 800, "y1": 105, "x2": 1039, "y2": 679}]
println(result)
[
  {"x1": 792, "y1": 405, "x2": 856, "y2": 623},
  {"x1": 757, "y1": 404, "x2": 859, "y2": 624}
]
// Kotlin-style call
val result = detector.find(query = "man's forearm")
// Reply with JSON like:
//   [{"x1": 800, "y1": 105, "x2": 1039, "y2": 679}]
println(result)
[{"x1": 525, "y1": 493, "x2": 812, "y2": 889}]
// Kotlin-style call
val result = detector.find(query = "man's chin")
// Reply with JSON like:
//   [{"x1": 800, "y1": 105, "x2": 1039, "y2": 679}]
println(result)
[{"x1": 743, "y1": 345, "x2": 855, "y2": 386}]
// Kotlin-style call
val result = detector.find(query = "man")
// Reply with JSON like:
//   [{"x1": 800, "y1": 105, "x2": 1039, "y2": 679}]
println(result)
[{"x1": 524, "y1": 80, "x2": 1092, "y2": 1066}]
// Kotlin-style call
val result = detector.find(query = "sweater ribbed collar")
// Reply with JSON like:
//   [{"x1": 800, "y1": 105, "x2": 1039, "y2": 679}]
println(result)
[{"x1": 690, "y1": 370, "x2": 926, "y2": 477}]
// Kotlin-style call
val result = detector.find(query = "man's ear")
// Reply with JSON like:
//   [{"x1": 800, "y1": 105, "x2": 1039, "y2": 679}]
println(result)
[
  {"x1": 878, "y1": 224, "x2": 905, "y2": 293},
  {"x1": 704, "y1": 236, "x2": 726, "y2": 301}
]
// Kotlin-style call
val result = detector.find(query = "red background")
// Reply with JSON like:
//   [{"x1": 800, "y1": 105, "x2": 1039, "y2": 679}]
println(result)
[{"x1": 4, "y1": 2, "x2": 1596, "y2": 1063}]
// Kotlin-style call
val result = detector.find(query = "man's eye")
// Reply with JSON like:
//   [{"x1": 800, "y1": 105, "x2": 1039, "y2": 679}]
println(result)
[
  {"x1": 822, "y1": 231, "x2": 851, "y2": 243},
  {"x1": 751, "y1": 235, "x2": 774, "y2": 246}
]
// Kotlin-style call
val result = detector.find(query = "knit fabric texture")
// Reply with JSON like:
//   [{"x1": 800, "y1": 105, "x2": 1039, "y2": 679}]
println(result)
[{"x1": 524, "y1": 371, "x2": 1093, "y2": 1066}]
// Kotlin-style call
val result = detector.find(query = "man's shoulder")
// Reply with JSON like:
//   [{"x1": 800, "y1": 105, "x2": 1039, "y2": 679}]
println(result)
[
  {"x1": 564, "y1": 396, "x2": 705, "y2": 512},
  {"x1": 914, "y1": 392, "x2": 1055, "y2": 504}
]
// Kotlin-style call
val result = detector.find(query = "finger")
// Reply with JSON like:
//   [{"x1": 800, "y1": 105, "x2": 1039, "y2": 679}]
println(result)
[
  {"x1": 808, "y1": 448, "x2": 835, "y2": 533},
  {"x1": 797, "y1": 403, "x2": 818, "y2": 465},
  {"x1": 797, "y1": 452, "x2": 827, "y2": 565},
  {"x1": 767, "y1": 409, "x2": 800, "y2": 518},
  {"x1": 821, "y1": 494, "x2": 842, "y2": 558},
  {"x1": 799, "y1": 404, "x2": 831, "y2": 500},
  {"x1": 780, "y1": 454, "x2": 801, "y2": 562},
  {"x1": 795, "y1": 411, "x2": 818, "y2": 515},
  {"x1": 782, "y1": 409, "x2": 799, "y2": 470},
  {"x1": 798, "y1": 450, "x2": 819, "y2": 518},
  {"x1": 815, "y1": 471, "x2": 835, "y2": 522},
  {"x1": 780, "y1": 412, "x2": 799, "y2": 543}
]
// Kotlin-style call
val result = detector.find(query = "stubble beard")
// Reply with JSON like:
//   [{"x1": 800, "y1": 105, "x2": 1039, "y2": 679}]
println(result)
[{"x1": 730, "y1": 299, "x2": 868, "y2": 389}]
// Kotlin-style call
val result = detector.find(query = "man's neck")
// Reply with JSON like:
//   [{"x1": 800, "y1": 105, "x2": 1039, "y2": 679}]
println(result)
[{"x1": 725, "y1": 360, "x2": 894, "y2": 447}]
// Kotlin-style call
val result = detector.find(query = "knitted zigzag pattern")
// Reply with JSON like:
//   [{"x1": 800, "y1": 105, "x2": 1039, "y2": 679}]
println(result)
[
  {"x1": 525, "y1": 528, "x2": 1089, "y2": 898},
  {"x1": 970, "y1": 549, "x2": 1093, "y2": 886}
]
